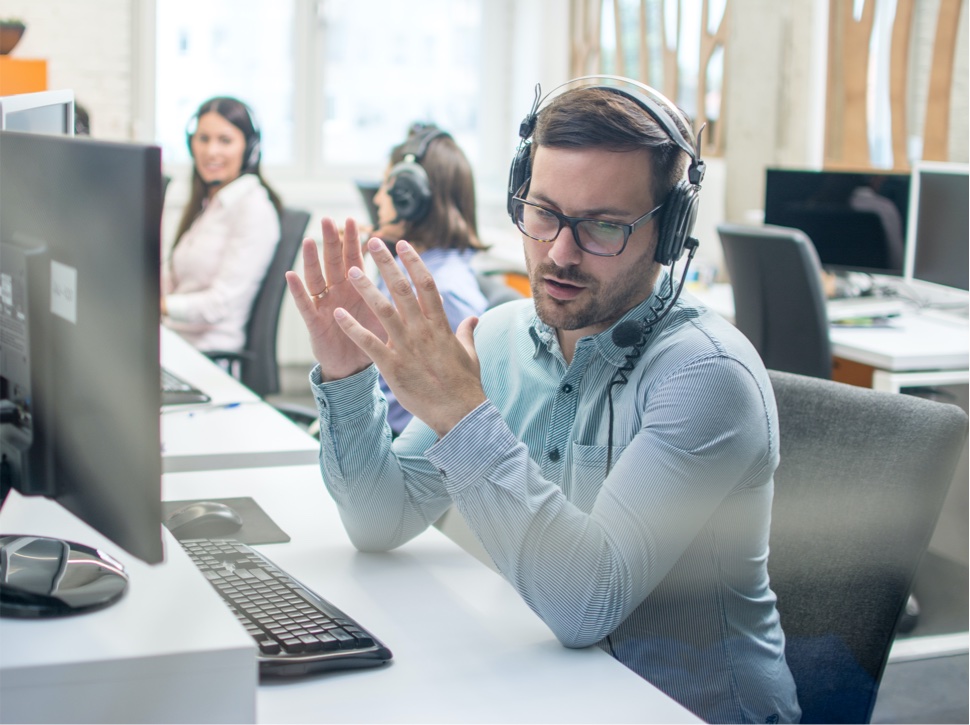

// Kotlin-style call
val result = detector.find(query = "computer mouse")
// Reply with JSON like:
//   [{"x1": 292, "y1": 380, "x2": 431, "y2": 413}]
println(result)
[{"x1": 164, "y1": 501, "x2": 244, "y2": 540}]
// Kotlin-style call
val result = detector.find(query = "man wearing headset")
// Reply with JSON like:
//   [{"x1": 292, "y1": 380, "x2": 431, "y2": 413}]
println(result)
[{"x1": 287, "y1": 77, "x2": 800, "y2": 724}]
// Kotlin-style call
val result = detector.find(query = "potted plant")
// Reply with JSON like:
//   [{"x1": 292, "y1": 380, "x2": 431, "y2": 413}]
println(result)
[{"x1": 0, "y1": 18, "x2": 26, "y2": 55}]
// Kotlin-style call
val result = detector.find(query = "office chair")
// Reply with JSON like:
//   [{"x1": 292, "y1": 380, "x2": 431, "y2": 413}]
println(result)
[
  {"x1": 205, "y1": 206, "x2": 311, "y2": 397},
  {"x1": 475, "y1": 271, "x2": 525, "y2": 308},
  {"x1": 767, "y1": 370, "x2": 968, "y2": 724},
  {"x1": 718, "y1": 223, "x2": 832, "y2": 379}
]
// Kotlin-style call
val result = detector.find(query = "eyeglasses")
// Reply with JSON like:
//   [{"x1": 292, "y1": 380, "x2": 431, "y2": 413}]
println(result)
[{"x1": 510, "y1": 188, "x2": 664, "y2": 257}]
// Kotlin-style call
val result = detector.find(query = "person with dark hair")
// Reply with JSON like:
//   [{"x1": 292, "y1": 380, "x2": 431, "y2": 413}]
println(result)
[
  {"x1": 286, "y1": 77, "x2": 799, "y2": 723},
  {"x1": 162, "y1": 96, "x2": 282, "y2": 352},
  {"x1": 369, "y1": 123, "x2": 487, "y2": 435},
  {"x1": 73, "y1": 101, "x2": 90, "y2": 136}
]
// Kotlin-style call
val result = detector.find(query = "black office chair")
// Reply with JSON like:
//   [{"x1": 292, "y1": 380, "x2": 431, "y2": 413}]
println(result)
[
  {"x1": 718, "y1": 223, "x2": 832, "y2": 379},
  {"x1": 767, "y1": 370, "x2": 968, "y2": 724},
  {"x1": 205, "y1": 206, "x2": 311, "y2": 397}
]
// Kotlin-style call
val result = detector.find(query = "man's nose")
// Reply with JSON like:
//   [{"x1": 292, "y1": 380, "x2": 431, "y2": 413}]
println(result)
[{"x1": 548, "y1": 224, "x2": 583, "y2": 267}]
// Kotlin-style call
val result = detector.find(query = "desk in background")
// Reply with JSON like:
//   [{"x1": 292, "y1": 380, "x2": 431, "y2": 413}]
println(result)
[
  {"x1": 688, "y1": 283, "x2": 969, "y2": 393},
  {"x1": 161, "y1": 326, "x2": 319, "y2": 473}
]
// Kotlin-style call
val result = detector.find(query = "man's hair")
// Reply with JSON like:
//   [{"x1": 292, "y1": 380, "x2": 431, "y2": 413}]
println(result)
[
  {"x1": 389, "y1": 130, "x2": 484, "y2": 251},
  {"x1": 532, "y1": 87, "x2": 690, "y2": 207}
]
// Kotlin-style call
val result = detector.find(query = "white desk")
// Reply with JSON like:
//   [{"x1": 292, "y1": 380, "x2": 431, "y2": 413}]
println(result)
[
  {"x1": 163, "y1": 465, "x2": 701, "y2": 724},
  {"x1": 689, "y1": 283, "x2": 969, "y2": 392},
  {"x1": 160, "y1": 327, "x2": 320, "y2": 473},
  {"x1": 0, "y1": 491, "x2": 257, "y2": 724},
  {"x1": 162, "y1": 403, "x2": 320, "y2": 473},
  {"x1": 161, "y1": 326, "x2": 260, "y2": 409}
]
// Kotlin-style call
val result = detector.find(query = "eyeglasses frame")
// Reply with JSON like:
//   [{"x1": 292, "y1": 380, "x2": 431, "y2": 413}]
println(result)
[{"x1": 510, "y1": 185, "x2": 665, "y2": 257}]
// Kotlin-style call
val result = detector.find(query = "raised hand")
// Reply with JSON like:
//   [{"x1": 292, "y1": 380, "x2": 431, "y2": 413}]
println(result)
[
  {"x1": 333, "y1": 237, "x2": 487, "y2": 438},
  {"x1": 285, "y1": 217, "x2": 387, "y2": 381}
]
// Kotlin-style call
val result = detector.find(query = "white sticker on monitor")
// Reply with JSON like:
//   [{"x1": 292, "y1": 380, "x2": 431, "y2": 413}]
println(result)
[{"x1": 51, "y1": 260, "x2": 77, "y2": 324}]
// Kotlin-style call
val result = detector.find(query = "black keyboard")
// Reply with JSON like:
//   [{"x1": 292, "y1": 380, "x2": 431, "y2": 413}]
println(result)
[
  {"x1": 180, "y1": 538, "x2": 393, "y2": 678},
  {"x1": 161, "y1": 367, "x2": 211, "y2": 406}
]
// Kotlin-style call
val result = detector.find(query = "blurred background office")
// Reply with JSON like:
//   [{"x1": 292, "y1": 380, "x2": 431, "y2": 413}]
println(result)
[
  {"x1": 3, "y1": 0, "x2": 965, "y2": 369},
  {"x1": 2, "y1": 2, "x2": 967, "y2": 720}
]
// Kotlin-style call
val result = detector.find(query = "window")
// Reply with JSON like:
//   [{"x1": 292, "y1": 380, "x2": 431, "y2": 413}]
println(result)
[
  {"x1": 155, "y1": 0, "x2": 296, "y2": 168},
  {"x1": 154, "y1": 0, "x2": 485, "y2": 179}
]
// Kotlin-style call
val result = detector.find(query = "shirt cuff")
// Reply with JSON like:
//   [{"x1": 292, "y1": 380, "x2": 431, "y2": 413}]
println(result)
[
  {"x1": 163, "y1": 294, "x2": 191, "y2": 322},
  {"x1": 424, "y1": 402, "x2": 520, "y2": 495},
  {"x1": 310, "y1": 363, "x2": 380, "y2": 420}
]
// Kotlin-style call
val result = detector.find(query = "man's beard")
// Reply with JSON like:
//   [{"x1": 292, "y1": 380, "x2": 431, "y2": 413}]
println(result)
[{"x1": 528, "y1": 259, "x2": 651, "y2": 333}]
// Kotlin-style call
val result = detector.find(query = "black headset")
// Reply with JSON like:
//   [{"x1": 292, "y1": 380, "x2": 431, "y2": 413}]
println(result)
[
  {"x1": 507, "y1": 75, "x2": 705, "y2": 266},
  {"x1": 185, "y1": 97, "x2": 262, "y2": 174},
  {"x1": 386, "y1": 124, "x2": 451, "y2": 223}
]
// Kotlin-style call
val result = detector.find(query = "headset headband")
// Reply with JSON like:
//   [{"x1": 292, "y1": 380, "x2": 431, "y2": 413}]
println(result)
[
  {"x1": 519, "y1": 75, "x2": 705, "y2": 185},
  {"x1": 400, "y1": 123, "x2": 450, "y2": 165}
]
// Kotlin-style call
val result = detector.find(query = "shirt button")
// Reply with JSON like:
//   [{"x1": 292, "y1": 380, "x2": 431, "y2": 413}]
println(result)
[
  {"x1": 548, "y1": 449, "x2": 560, "y2": 462},
  {"x1": 437, "y1": 468, "x2": 446, "y2": 477},
  {"x1": 561, "y1": 384, "x2": 572, "y2": 393}
]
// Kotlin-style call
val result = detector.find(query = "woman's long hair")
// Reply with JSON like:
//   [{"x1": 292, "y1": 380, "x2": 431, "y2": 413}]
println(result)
[{"x1": 388, "y1": 126, "x2": 486, "y2": 251}]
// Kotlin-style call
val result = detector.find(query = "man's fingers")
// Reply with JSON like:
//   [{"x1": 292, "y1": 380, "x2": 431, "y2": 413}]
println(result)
[
  {"x1": 364, "y1": 238, "x2": 425, "y2": 319},
  {"x1": 320, "y1": 217, "x2": 346, "y2": 286},
  {"x1": 332, "y1": 307, "x2": 386, "y2": 363},
  {"x1": 342, "y1": 218, "x2": 366, "y2": 271},
  {"x1": 346, "y1": 266, "x2": 406, "y2": 337},
  {"x1": 299, "y1": 237, "x2": 327, "y2": 294},
  {"x1": 396, "y1": 240, "x2": 448, "y2": 324}
]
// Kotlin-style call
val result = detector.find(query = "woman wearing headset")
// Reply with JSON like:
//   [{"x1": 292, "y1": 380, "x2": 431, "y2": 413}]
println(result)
[
  {"x1": 371, "y1": 123, "x2": 488, "y2": 436},
  {"x1": 162, "y1": 96, "x2": 283, "y2": 353}
]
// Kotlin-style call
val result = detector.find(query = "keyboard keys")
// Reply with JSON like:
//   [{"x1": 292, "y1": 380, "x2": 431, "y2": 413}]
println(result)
[{"x1": 180, "y1": 538, "x2": 392, "y2": 678}]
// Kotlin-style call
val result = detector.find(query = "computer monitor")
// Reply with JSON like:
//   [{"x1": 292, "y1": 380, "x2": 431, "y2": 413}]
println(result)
[
  {"x1": 763, "y1": 168, "x2": 911, "y2": 275},
  {"x1": 0, "y1": 131, "x2": 163, "y2": 616},
  {"x1": 0, "y1": 90, "x2": 75, "y2": 135},
  {"x1": 355, "y1": 179, "x2": 382, "y2": 227},
  {"x1": 904, "y1": 161, "x2": 970, "y2": 292}
]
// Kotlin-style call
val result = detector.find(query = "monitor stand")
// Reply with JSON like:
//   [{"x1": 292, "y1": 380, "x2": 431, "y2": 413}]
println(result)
[{"x1": 0, "y1": 534, "x2": 128, "y2": 618}]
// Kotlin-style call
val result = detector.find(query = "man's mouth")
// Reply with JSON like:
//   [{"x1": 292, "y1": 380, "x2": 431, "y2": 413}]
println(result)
[{"x1": 544, "y1": 277, "x2": 586, "y2": 300}]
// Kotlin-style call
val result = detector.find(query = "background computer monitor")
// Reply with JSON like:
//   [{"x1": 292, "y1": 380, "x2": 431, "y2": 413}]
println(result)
[
  {"x1": 355, "y1": 179, "x2": 382, "y2": 227},
  {"x1": 763, "y1": 168, "x2": 911, "y2": 275},
  {"x1": 0, "y1": 131, "x2": 164, "y2": 566},
  {"x1": 904, "y1": 161, "x2": 970, "y2": 292},
  {"x1": 0, "y1": 90, "x2": 75, "y2": 135}
]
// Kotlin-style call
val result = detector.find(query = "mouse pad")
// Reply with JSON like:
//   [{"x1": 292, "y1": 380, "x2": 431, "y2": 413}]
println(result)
[{"x1": 163, "y1": 497, "x2": 291, "y2": 545}]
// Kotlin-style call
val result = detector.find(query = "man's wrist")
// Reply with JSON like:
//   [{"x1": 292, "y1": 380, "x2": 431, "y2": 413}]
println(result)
[{"x1": 428, "y1": 392, "x2": 488, "y2": 439}]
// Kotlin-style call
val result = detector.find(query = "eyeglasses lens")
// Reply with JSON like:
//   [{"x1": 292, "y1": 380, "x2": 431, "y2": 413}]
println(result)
[{"x1": 514, "y1": 200, "x2": 625, "y2": 255}]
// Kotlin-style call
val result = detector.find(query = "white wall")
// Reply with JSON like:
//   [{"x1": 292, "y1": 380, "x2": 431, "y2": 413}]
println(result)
[{"x1": 3, "y1": 0, "x2": 134, "y2": 140}]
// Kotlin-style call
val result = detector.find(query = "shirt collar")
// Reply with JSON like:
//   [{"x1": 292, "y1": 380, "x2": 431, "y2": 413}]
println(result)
[
  {"x1": 528, "y1": 269, "x2": 677, "y2": 366},
  {"x1": 210, "y1": 173, "x2": 262, "y2": 209}
]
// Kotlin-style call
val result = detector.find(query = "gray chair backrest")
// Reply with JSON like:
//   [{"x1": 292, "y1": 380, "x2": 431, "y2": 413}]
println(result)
[
  {"x1": 719, "y1": 223, "x2": 832, "y2": 378},
  {"x1": 475, "y1": 271, "x2": 524, "y2": 309},
  {"x1": 767, "y1": 370, "x2": 968, "y2": 723},
  {"x1": 242, "y1": 207, "x2": 310, "y2": 397}
]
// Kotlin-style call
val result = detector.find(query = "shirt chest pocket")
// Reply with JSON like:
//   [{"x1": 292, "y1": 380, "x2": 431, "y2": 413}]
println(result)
[{"x1": 567, "y1": 441, "x2": 628, "y2": 513}]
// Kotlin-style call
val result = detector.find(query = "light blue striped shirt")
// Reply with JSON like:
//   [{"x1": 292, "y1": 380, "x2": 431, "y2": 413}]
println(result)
[{"x1": 311, "y1": 271, "x2": 801, "y2": 724}]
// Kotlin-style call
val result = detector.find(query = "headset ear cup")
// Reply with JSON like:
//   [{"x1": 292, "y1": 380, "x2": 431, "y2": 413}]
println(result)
[
  {"x1": 656, "y1": 181, "x2": 699, "y2": 265},
  {"x1": 507, "y1": 141, "x2": 532, "y2": 217},
  {"x1": 388, "y1": 161, "x2": 433, "y2": 222},
  {"x1": 244, "y1": 134, "x2": 261, "y2": 173}
]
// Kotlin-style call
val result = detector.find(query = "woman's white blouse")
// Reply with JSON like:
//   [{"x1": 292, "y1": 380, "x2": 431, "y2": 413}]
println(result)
[{"x1": 162, "y1": 174, "x2": 280, "y2": 352}]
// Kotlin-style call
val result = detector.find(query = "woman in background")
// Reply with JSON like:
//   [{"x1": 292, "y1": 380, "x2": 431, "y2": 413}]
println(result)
[
  {"x1": 371, "y1": 123, "x2": 488, "y2": 436},
  {"x1": 162, "y1": 96, "x2": 282, "y2": 352}
]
